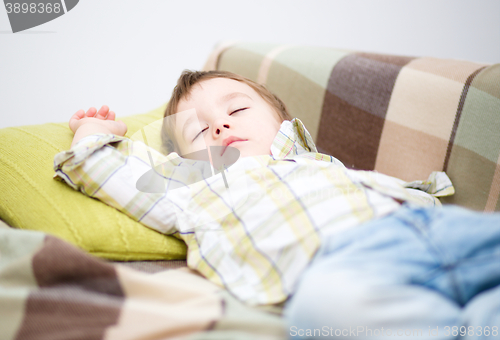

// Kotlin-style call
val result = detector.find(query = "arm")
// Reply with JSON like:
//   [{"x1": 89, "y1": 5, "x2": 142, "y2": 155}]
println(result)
[{"x1": 55, "y1": 105, "x2": 185, "y2": 235}]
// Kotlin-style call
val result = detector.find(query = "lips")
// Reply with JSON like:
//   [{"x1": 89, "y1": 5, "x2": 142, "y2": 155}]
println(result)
[{"x1": 221, "y1": 136, "x2": 247, "y2": 156}]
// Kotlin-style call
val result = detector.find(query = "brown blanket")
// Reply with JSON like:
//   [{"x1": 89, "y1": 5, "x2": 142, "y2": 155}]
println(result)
[{"x1": 0, "y1": 221, "x2": 286, "y2": 340}]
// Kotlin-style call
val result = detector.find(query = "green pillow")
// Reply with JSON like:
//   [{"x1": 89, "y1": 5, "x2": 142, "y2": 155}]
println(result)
[{"x1": 0, "y1": 104, "x2": 187, "y2": 261}]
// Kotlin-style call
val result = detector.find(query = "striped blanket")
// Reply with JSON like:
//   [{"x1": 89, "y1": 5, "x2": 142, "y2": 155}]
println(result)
[
  {"x1": 0, "y1": 220, "x2": 286, "y2": 340},
  {"x1": 204, "y1": 42, "x2": 500, "y2": 212}
]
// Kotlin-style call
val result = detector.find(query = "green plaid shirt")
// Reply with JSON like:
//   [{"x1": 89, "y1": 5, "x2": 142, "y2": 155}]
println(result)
[{"x1": 54, "y1": 119, "x2": 451, "y2": 305}]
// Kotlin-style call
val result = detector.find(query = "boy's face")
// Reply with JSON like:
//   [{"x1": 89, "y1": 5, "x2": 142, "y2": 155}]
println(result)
[{"x1": 174, "y1": 78, "x2": 282, "y2": 159}]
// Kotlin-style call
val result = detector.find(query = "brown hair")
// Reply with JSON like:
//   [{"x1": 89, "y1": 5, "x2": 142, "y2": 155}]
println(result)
[{"x1": 161, "y1": 70, "x2": 292, "y2": 154}]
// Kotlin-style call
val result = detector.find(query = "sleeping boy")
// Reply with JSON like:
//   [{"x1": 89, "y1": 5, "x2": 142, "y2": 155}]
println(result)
[{"x1": 55, "y1": 70, "x2": 500, "y2": 340}]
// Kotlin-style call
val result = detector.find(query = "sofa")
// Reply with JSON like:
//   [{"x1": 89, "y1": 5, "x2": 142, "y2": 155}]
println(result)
[{"x1": 0, "y1": 41, "x2": 498, "y2": 339}]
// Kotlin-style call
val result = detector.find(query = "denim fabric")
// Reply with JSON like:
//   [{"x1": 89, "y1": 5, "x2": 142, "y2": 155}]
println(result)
[{"x1": 285, "y1": 205, "x2": 500, "y2": 340}]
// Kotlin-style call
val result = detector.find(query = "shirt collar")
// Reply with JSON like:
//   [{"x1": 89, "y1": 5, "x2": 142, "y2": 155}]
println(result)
[{"x1": 270, "y1": 118, "x2": 318, "y2": 159}]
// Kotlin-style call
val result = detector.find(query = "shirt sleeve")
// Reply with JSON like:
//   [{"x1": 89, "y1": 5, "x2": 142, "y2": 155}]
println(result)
[
  {"x1": 349, "y1": 170, "x2": 455, "y2": 207},
  {"x1": 402, "y1": 171, "x2": 455, "y2": 197},
  {"x1": 53, "y1": 134, "x2": 211, "y2": 235}
]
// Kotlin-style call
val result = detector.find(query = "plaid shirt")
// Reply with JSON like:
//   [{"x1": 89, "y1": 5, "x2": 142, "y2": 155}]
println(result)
[{"x1": 54, "y1": 118, "x2": 448, "y2": 305}]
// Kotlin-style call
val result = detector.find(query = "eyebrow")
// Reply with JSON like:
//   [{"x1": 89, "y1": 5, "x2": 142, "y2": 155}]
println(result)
[
  {"x1": 181, "y1": 92, "x2": 254, "y2": 141},
  {"x1": 217, "y1": 92, "x2": 253, "y2": 106}
]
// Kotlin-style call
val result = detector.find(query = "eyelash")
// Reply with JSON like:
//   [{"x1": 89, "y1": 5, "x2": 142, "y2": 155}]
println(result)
[{"x1": 191, "y1": 108, "x2": 248, "y2": 142}]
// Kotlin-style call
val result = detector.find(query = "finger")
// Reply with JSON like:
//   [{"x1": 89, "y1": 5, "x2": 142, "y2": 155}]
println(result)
[
  {"x1": 96, "y1": 105, "x2": 109, "y2": 119},
  {"x1": 85, "y1": 107, "x2": 97, "y2": 117},
  {"x1": 69, "y1": 109, "x2": 85, "y2": 131},
  {"x1": 107, "y1": 110, "x2": 116, "y2": 121},
  {"x1": 119, "y1": 120, "x2": 128, "y2": 135},
  {"x1": 69, "y1": 109, "x2": 85, "y2": 126},
  {"x1": 71, "y1": 109, "x2": 85, "y2": 120}
]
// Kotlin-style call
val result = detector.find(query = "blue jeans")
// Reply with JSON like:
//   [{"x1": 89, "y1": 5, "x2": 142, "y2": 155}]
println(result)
[{"x1": 285, "y1": 205, "x2": 500, "y2": 340}]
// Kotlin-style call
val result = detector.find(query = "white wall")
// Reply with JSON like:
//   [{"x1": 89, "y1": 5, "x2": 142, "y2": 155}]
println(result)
[{"x1": 1, "y1": 0, "x2": 499, "y2": 129}]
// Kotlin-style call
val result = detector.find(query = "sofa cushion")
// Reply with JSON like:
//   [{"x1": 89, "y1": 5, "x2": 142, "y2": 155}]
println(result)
[
  {"x1": 0, "y1": 104, "x2": 187, "y2": 261},
  {"x1": 206, "y1": 42, "x2": 500, "y2": 211}
]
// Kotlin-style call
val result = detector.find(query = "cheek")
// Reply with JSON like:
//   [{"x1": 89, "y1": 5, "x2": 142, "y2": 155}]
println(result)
[
  {"x1": 266, "y1": 121, "x2": 281, "y2": 140},
  {"x1": 249, "y1": 123, "x2": 278, "y2": 144},
  {"x1": 186, "y1": 138, "x2": 207, "y2": 153},
  {"x1": 176, "y1": 139, "x2": 197, "y2": 156}
]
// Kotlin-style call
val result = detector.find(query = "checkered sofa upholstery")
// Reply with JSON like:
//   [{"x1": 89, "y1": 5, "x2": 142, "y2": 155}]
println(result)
[{"x1": 205, "y1": 42, "x2": 500, "y2": 211}]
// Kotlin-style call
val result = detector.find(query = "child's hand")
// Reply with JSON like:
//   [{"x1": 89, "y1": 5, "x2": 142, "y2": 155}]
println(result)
[
  {"x1": 69, "y1": 105, "x2": 128, "y2": 147},
  {"x1": 69, "y1": 105, "x2": 127, "y2": 136}
]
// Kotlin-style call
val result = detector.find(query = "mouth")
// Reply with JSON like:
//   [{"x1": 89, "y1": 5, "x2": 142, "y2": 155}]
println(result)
[{"x1": 221, "y1": 136, "x2": 247, "y2": 156}]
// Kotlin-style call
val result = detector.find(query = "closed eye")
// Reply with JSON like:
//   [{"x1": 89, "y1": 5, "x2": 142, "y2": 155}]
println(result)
[
  {"x1": 192, "y1": 127, "x2": 208, "y2": 142},
  {"x1": 230, "y1": 107, "x2": 248, "y2": 115}
]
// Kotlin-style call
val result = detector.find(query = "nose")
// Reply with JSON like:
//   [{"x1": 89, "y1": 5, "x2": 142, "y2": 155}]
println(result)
[{"x1": 212, "y1": 118, "x2": 231, "y2": 138}]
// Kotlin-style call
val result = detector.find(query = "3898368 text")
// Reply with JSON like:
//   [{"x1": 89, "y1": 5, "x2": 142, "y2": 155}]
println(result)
[
  {"x1": 443, "y1": 326, "x2": 498, "y2": 337},
  {"x1": 5, "y1": 2, "x2": 62, "y2": 14}
]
